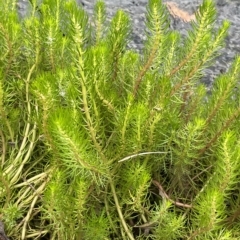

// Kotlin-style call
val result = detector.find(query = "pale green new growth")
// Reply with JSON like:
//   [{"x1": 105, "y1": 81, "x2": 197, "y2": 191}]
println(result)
[{"x1": 0, "y1": 0, "x2": 240, "y2": 239}]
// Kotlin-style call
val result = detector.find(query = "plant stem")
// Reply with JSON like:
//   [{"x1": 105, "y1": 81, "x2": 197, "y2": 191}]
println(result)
[{"x1": 109, "y1": 177, "x2": 135, "y2": 240}]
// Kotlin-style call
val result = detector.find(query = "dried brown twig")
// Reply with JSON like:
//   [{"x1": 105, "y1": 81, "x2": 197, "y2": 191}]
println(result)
[
  {"x1": 152, "y1": 180, "x2": 192, "y2": 208},
  {"x1": 133, "y1": 180, "x2": 192, "y2": 230}
]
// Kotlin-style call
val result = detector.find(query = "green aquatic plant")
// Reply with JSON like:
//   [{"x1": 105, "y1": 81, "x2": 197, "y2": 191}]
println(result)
[{"x1": 0, "y1": 0, "x2": 240, "y2": 239}]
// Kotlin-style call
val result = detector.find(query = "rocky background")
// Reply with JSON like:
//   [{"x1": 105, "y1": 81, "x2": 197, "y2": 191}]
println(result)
[{"x1": 17, "y1": 0, "x2": 240, "y2": 87}]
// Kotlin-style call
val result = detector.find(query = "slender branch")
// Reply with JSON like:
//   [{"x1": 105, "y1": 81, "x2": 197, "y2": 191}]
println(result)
[
  {"x1": 133, "y1": 46, "x2": 158, "y2": 98},
  {"x1": 73, "y1": 25, "x2": 105, "y2": 160},
  {"x1": 109, "y1": 178, "x2": 135, "y2": 240},
  {"x1": 0, "y1": 130, "x2": 6, "y2": 167},
  {"x1": 199, "y1": 107, "x2": 240, "y2": 155},
  {"x1": 118, "y1": 151, "x2": 166, "y2": 163},
  {"x1": 4, "y1": 63, "x2": 36, "y2": 177},
  {"x1": 21, "y1": 181, "x2": 47, "y2": 240},
  {"x1": 152, "y1": 180, "x2": 192, "y2": 208}
]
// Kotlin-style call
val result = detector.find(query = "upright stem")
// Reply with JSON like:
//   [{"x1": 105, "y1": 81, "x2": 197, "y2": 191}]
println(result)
[{"x1": 109, "y1": 177, "x2": 135, "y2": 240}]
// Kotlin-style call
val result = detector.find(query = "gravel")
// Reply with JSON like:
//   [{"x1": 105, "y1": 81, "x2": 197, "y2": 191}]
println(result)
[{"x1": 17, "y1": 0, "x2": 240, "y2": 87}]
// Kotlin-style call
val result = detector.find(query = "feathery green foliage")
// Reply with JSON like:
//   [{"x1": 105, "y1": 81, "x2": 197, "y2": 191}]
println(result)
[{"x1": 0, "y1": 0, "x2": 240, "y2": 239}]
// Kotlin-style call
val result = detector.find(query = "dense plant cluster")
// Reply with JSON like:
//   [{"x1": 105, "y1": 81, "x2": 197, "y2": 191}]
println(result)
[{"x1": 0, "y1": 0, "x2": 240, "y2": 239}]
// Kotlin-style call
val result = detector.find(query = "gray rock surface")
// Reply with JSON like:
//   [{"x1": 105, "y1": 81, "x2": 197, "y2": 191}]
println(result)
[
  {"x1": 17, "y1": 0, "x2": 240, "y2": 87},
  {"x1": 81, "y1": 0, "x2": 240, "y2": 87}
]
